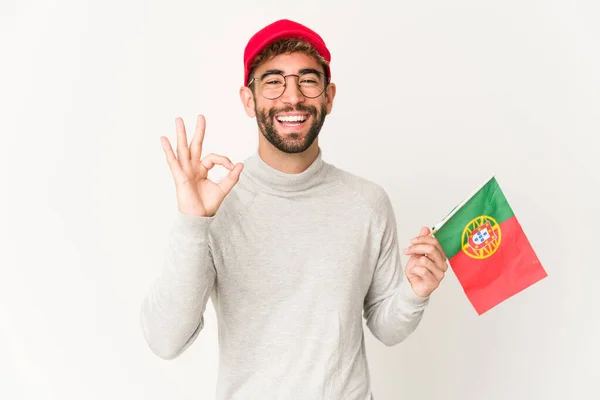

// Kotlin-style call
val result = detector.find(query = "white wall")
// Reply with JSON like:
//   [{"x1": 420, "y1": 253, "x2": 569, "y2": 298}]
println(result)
[{"x1": 2, "y1": 1, "x2": 599, "y2": 399}]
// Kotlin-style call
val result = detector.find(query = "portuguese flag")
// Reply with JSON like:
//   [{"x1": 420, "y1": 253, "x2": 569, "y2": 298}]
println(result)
[{"x1": 432, "y1": 176, "x2": 547, "y2": 315}]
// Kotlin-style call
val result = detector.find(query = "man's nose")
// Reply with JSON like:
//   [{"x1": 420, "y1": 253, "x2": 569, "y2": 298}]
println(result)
[{"x1": 279, "y1": 76, "x2": 304, "y2": 106}]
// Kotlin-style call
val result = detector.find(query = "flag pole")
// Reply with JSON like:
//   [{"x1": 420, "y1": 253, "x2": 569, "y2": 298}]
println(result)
[{"x1": 431, "y1": 173, "x2": 496, "y2": 235}]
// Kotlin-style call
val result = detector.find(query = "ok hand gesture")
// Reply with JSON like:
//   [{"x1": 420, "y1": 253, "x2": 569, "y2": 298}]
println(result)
[{"x1": 160, "y1": 115, "x2": 244, "y2": 217}]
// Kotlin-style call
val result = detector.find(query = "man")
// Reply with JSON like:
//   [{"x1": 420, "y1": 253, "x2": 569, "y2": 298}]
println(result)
[{"x1": 141, "y1": 19, "x2": 448, "y2": 399}]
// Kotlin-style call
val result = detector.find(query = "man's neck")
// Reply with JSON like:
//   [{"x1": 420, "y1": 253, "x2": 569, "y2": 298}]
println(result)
[{"x1": 257, "y1": 136, "x2": 319, "y2": 174}]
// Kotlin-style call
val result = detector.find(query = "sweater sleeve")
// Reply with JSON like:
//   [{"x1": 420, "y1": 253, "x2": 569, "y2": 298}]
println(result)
[
  {"x1": 140, "y1": 210, "x2": 217, "y2": 359},
  {"x1": 363, "y1": 189, "x2": 430, "y2": 346}
]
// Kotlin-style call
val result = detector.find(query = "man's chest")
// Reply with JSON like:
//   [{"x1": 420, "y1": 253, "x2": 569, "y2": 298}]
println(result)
[{"x1": 212, "y1": 201, "x2": 379, "y2": 305}]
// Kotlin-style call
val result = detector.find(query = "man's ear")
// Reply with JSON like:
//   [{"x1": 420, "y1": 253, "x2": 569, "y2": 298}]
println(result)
[
  {"x1": 240, "y1": 86, "x2": 256, "y2": 118},
  {"x1": 324, "y1": 82, "x2": 336, "y2": 115}
]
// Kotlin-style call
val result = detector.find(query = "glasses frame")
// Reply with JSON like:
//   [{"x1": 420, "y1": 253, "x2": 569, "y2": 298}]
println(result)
[{"x1": 248, "y1": 71, "x2": 330, "y2": 100}]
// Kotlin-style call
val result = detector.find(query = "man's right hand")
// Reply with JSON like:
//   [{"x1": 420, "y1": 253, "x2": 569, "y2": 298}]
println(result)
[{"x1": 160, "y1": 114, "x2": 244, "y2": 217}]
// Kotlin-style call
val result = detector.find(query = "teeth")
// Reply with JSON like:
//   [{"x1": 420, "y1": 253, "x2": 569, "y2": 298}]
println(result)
[{"x1": 277, "y1": 115, "x2": 307, "y2": 123}]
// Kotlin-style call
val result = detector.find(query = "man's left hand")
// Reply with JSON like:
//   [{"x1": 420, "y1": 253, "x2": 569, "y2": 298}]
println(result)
[{"x1": 403, "y1": 226, "x2": 448, "y2": 298}]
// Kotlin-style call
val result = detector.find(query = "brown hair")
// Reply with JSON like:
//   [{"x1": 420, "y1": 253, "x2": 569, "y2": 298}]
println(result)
[{"x1": 247, "y1": 38, "x2": 330, "y2": 87}]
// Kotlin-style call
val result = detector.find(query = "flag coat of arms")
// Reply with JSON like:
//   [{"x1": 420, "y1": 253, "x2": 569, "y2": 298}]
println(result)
[{"x1": 431, "y1": 176, "x2": 547, "y2": 315}]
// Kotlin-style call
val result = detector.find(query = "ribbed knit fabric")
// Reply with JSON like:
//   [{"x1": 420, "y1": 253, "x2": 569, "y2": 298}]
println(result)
[{"x1": 140, "y1": 147, "x2": 429, "y2": 400}]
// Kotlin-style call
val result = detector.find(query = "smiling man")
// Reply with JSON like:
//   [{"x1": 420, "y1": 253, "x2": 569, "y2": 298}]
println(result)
[
  {"x1": 244, "y1": 54, "x2": 330, "y2": 156},
  {"x1": 141, "y1": 19, "x2": 448, "y2": 400}
]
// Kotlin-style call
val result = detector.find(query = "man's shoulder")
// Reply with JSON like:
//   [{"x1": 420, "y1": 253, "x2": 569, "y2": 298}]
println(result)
[
  {"x1": 207, "y1": 183, "x2": 258, "y2": 236},
  {"x1": 328, "y1": 164, "x2": 390, "y2": 211}
]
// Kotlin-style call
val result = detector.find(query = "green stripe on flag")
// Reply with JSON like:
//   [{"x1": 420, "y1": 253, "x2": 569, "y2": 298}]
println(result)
[{"x1": 433, "y1": 178, "x2": 514, "y2": 259}]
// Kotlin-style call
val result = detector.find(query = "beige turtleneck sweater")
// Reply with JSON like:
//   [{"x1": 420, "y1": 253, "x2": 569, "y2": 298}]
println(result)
[{"x1": 140, "y1": 147, "x2": 429, "y2": 400}]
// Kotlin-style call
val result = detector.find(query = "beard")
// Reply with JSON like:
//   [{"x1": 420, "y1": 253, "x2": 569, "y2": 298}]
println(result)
[{"x1": 255, "y1": 101, "x2": 328, "y2": 154}]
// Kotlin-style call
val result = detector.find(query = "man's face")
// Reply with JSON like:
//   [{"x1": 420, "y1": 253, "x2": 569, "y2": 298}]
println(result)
[{"x1": 250, "y1": 53, "x2": 333, "y2": 154}]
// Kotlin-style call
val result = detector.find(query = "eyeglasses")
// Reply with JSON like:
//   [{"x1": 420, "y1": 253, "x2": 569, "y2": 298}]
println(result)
[{"x1": 248, "y1": 71, "x2": 329, "y2": 100}]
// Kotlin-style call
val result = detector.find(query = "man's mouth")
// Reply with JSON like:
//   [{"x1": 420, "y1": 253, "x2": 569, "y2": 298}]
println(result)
[{"x1": 275, "y1": 114, "x2": 309, "y2": 128}]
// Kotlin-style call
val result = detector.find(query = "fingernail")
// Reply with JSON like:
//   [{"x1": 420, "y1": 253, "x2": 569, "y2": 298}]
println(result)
[{"x1": 411, "y1": 238, "x2": 418, "y2": 244}]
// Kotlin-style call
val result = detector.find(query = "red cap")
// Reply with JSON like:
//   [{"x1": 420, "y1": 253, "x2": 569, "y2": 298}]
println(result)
[{"x1": 243, "y1": 19, "x2": 331, "y2": 86}]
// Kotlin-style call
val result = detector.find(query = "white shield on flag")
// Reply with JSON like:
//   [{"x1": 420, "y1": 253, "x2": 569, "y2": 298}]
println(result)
[{"x1": 473, "y1": 228, "x2": 490, "y2": 245}]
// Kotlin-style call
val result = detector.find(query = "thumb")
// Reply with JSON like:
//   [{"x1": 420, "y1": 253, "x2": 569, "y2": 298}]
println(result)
[
  {"x1": 419, "y1": 226, "x2": 430, "y2": 236},
  {"x1": 217, "y1": 162, "x2": 244, "y2": 196}
]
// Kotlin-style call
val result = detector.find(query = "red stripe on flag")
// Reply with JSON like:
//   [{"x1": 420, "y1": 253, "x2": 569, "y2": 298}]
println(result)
[{"x1": 448, "y1": 216, "x2": 547, "y2": 315}]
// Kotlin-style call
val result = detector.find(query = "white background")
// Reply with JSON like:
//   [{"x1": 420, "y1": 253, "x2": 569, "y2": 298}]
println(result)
[{"x1": 2, "y1": 0, "x2": 599, "y2": 399}]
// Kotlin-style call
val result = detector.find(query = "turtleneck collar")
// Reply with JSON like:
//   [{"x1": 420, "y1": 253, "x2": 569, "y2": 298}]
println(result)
[{"x1": 240, "y1": 147, "x2": 329, "y2": 196}]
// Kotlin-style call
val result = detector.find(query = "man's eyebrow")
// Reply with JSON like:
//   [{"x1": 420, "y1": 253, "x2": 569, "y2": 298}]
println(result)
[
  {"x1": 259, "y1": 69, "x2": 284, "y2": 78},
  {"x1": 299, "y1": 68, "x2": 322, "y2": 75}
]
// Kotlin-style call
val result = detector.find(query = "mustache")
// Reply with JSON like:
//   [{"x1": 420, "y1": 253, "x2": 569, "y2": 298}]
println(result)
[{"x1": 267, "y1": 104, "x2": 318, "y2": 119}]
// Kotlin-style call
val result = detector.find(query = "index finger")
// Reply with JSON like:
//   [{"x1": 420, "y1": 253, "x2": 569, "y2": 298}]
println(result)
[
  {"x1": 190, "y1": 114, "x2": 206, "y2": 164},
  {"x1": 411, "y1": 234, "x2": 447, "y2": 260}
]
